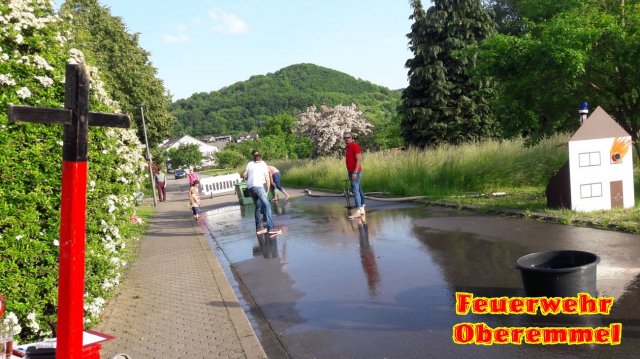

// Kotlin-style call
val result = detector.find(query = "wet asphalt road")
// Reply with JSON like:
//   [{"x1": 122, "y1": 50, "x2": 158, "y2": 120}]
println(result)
[{"x1": 202, "y1": 194, "x2": 640, "y2": 359}]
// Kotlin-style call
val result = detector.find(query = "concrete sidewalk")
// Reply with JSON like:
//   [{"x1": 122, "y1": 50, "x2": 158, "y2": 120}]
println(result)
[{"x1": 95, "y1": 178, "x2": 266, "y2": 359}]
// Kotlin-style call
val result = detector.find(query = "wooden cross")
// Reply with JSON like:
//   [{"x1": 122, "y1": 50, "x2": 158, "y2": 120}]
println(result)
[{"x1": 7, "y1": 63, "x2": 130, "y2": 359}]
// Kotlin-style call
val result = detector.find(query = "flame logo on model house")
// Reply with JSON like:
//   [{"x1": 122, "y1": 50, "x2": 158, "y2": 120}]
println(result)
[{"x1": 610, "y1": 137, "x2": 631, "y2": 164}]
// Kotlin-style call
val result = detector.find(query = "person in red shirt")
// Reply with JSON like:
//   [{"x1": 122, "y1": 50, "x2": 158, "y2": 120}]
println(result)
[{"x1": 344, "y1": 131, "x2": 365, "y2": 218}]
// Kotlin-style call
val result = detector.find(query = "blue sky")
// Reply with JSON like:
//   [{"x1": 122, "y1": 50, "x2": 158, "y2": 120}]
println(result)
[{"x1": 78, "y1": 1, "x2": 418, "y2": 100}]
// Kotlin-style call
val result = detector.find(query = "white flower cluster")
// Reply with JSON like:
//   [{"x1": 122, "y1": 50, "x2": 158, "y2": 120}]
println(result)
[
  {"x1": 0, "y1": 1, "x2": 63, "y2": 102},
  {"x1": 1, "y1": 0, "x2": 59, "y2": 34},
  {"x1": 296, "y1": 103, "x2": 374, "y2": 156},
  {"x1": 16, "y1": 86, "x2": 31, "y2": 99},
  {"x1": 0, "y1": 46, "x2": 9, "y2": 62},
  {"x1": 100, "y1": 218, "x2": 121, "y2": 240},
  {"x1": 32, "y1": 55, "x2": 54, "y2": 71},
  {"x1": 0, "y1": 73, "x2": 17, "y2": 86},
  {"x1": 2, "y1": 312, "x2": 22, "y2": 336},
  {"x1": 34, "y1": 75, "x2": 54, "y2": 87},
  {"x1": 101, "y1": 273, "x2": 121, "y2": 291},
  {"x1": 117, "y1": 163, "x2": 136, "y2": 175},
  {"x1": 88, "y1": 66, "x2": 121, "y2": 111},
  {"x1": 83, "y1": 296, "x2": 105, "y2": 320},
  {"x1": 67, "y1": 48, "x2": 85, "y2": 65},
  {"x1": 26, "y1": 312, "x2": 40, "y2": 333}
]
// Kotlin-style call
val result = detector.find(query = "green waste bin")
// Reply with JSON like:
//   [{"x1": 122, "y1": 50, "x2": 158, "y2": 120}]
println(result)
[
  {"x1": 234, "y1": 182, "x2": 273, "y2": 205},
  {"x1": 235, "y1": 182, "x2": 254, "y2": 205}
]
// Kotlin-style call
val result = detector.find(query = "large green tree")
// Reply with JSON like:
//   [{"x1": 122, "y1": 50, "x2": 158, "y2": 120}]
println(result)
[
  {"x1": 60, "y1": 0, "x2": 175, "y2": 145},
  {"x1": 401, "y1": 0, "x2": 496, "y2": 148},
  {"x1": 478, "y1": 0, "x2": 640, "y2": 157},
  {"x1": 483, "y1": 0, "x2": 582, "y2": 35}
]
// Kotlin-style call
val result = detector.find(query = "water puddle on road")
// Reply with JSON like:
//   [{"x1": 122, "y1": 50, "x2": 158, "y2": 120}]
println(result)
[{"x1": 202, "y1": 195, "x2": 640, "y2": 359}]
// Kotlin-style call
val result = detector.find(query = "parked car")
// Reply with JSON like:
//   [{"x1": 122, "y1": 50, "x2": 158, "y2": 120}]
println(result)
[{"x1": 174, "y1": 169, "x2": 187, "y2": 179}]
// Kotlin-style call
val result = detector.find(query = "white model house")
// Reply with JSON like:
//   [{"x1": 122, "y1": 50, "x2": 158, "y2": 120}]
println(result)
[{"x1": 567, "y1": 106, "x2": 634, "y2": 212}]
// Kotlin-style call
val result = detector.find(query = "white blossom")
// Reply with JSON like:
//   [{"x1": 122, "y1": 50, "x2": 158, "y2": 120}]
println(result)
[
  {"x1": 33, "y1": 55, "x2": 54, "y2": 71},
  {"x1": 0, "y1": 74, "x2": 16, "y2": 86},
  {"x1": 84, "y1": 297, "x2": 105, "y2": 318},
  {"x1": 34, "y1": 75, "x2": 54, "y2": 87},
  {"x1": 295, "y1": 103, "x2": 373, "y2": 156},
  {"x1": 2, "y1": 312, "x2": 22, "y2": 335},
  {"x1": 26, "y1": 312, "x2": 40, "y2": 332},
  {"x1": 16, "y1": 86, "x2": 31, "y2": 99},
  {"x1": 68, "y1": 48, "x2": 85, "y2": 65}
]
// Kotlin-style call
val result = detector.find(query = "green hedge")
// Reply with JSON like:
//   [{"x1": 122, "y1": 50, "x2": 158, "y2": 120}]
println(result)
[{"x1": 1, "y1": 2, "x2": 148, "y2": 342}]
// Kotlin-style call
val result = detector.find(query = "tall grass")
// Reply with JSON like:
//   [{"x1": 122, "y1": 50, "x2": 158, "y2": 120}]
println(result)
[{"x1": 279, "y1": 134, "x2": 570, "y2": 198}]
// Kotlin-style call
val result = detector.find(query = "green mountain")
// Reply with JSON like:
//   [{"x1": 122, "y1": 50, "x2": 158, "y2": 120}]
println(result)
[{"x1": 170, "y1": 63, "x2": 402, "y2": 137}]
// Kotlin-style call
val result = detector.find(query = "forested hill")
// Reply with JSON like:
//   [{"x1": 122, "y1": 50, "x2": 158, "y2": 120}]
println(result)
[{"x1": 170, "y1": 63, "x2": 401, "y2": 136}]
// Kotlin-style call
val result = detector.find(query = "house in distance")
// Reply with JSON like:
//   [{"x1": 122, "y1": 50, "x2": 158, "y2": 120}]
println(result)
[{"x1": 546, "y1": 106, "x2": 634, "y2": 212}]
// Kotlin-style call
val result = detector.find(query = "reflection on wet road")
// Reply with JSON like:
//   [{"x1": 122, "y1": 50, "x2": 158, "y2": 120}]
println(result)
[{"x1": 203, "y1": 195, "x2": 640, "y2": 358}]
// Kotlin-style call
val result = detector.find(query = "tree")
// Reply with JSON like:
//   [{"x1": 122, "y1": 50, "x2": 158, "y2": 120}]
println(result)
[
  {"x1": 60, "y1": 0, "x2": 176, "y2": 145},
  {"x1": 215, "y1": 149, "x2": 246, "y2": 169},
  {"x1": 167, "y1": 144, "x2": 204, "y2": 169},
  {"x1": 478, "y1": 0, "x2": 640, "y2": 157},
  {"x1": 483, "y1": 0, "x2": 582, "y2": 35},
  {"x1": 295, "y1": 104, "x2": 373, "y2": 157},
  {"x1": 400, "y1": 0, "x2": 496, "y2": 147}
]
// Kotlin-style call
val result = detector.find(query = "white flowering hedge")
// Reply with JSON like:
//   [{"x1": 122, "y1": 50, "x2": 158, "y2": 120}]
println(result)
[{"x1": 0, "y1": 1, "x2": 147, "y2": 342}]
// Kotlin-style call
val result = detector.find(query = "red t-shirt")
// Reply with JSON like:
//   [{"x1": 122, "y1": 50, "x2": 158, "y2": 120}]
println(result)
[{"x1": 345, "y1": 141, "x2": 362, "y2": 172}]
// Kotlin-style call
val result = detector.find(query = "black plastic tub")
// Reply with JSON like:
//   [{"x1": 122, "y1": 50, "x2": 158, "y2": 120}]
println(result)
[{"x1": 515, "y1": 250, "x2": 600, "y2": 297}]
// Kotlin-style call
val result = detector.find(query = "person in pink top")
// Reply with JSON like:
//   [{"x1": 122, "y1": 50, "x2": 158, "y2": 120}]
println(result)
[
  {"x1": 187, "y1": 167, "x2": 199, "y2": 185},
  {"x1": 267, "y1": 165, "x2": 290, "y2": 201}
]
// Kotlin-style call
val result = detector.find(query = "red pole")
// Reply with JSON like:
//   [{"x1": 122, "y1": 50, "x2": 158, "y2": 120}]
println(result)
[
  {"x1": 57, "y1": 160, "x2": 88, "y2": 358},
  {"x1": 56, "y1": 63, "x2": 90, "y2": 359}
]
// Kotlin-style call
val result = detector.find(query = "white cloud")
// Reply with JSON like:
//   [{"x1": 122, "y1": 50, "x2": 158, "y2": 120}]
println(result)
[
  {"x1": 208, "y1": 10, "x2": 248, "y2": 35},
  {"x1": 162, "y1": 32, "x2": 190, "y2": 43},
  {"x1": 162, "y1": 25, "x2": 191, "y2": 43}
]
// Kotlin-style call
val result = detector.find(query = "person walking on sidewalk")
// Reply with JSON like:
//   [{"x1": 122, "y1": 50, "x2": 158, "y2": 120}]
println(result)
[
  {"x1": 243, "y1": 150, "x2": 281, "y2": 235},
  {"x1": 189, "y1": 179, "x2": 201, "y2": 220},
  {"x1": 155, "y1": 169, "x2": 167, "y2": 202},
  {"x1": 344, "y1": 131, "x2": 365, "y2": 218},
  {"x1": 268, "y1": 165, "x2": 290, "y2": 201}
]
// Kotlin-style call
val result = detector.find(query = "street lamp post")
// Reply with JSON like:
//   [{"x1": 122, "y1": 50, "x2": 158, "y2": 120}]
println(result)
[{"x1": 139, "y1": 104, "x2": 158, "y2": 207}]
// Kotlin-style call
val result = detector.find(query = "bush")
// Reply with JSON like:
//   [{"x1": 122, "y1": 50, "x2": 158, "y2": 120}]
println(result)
[{"x1": 0, "y1": 2, "x2": 147, "y2": 342}]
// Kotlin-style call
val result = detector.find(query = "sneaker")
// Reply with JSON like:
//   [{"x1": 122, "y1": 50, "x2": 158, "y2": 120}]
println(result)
[
  {"x1": 359, "y1": 206, "x2": 366, "y2": 214},
  {"x1": 256, "y1": 228, "x2": 267, "y2": 235},
  {"x1": 268, "y1": 228, "x2": 282, "y2": 235}
]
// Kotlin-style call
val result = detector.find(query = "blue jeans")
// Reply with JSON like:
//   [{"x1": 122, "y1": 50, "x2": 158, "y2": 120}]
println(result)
[
  {"x1": 249, "y1": 186, "x2": 274, "y2": 230},
  {"x1": 270, "y1": 172, "x2": 283, "y2": 197},
  {"x1": 348, "y1": 171, "x2": 365, "y2": 208}
]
